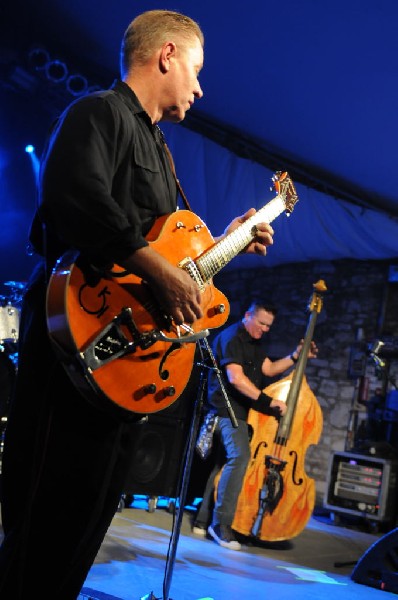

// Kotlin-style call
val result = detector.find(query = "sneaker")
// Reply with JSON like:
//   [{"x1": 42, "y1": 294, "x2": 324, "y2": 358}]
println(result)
[
  {"x1": 192, "y1": 523, "x2": 207, "y2": 536},
  {"x1": 208, "y1": 524, "x2": 241, "y2": 550}
]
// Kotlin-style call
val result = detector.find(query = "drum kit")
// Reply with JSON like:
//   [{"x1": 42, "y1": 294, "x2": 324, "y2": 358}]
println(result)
[{"x1": 0, "y1": 280, "x2": 26, "y2": 420}]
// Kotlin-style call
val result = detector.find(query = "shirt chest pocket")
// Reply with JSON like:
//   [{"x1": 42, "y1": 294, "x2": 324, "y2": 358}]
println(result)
[
  {"x1": 127, "y1": 123, "x2": 176, "y2": 214},
  {"x1": 133, "y1": 141, "x2": 161, "y2": 173}
]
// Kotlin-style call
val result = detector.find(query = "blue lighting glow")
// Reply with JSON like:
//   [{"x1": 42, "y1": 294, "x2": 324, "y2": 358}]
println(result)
[{"x1": 25, "y1": 144, "x2": 40, "y2": 183}]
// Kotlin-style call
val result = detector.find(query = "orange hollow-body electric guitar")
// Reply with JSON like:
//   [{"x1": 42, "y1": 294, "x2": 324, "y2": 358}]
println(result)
[{"x1": 46, "y1": 172, "x2": 298, "y2": 416}]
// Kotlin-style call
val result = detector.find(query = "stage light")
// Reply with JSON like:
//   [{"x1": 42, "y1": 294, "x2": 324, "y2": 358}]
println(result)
[
  {"x1": 45, "y1": 60, "x2": 68, "y2": 83},
  {"x1": 28, "y1": 47, "x2": 49, "y2": 70},
  {"x1": 66, "y1": 74, "x2": 88, "y2": 96},
  {"x1": 25, "y1": 47, "x2": 102, "y2": 99},
  {"x1": 24, "y1": 144, "x2": 39, "y2": 184}
]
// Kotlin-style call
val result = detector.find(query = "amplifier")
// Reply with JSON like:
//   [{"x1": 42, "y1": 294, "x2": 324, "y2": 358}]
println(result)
[{"x1": 323, "y1": 451, "x2": 398, "y2": 523}]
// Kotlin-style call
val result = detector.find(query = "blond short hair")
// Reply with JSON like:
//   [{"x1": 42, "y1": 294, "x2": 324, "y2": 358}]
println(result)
[{"x1": 120, "y1": 9, "x2": 204, "y2": 76}]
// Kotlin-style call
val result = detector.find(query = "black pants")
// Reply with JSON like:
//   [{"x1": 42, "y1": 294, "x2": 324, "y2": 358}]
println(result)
[{"x1": 0, "y1": 273, "x2": 140, "y2": 599}]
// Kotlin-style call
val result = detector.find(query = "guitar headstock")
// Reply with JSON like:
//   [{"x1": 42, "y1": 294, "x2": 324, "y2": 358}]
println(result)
[{"x1": 272, "y1": 171, "x2": 299, "y2": 214}]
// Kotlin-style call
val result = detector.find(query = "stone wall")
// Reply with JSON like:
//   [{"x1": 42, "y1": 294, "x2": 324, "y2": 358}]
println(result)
[{"x1": 212, "y1": 258, "x2": 398, "y2": 503}]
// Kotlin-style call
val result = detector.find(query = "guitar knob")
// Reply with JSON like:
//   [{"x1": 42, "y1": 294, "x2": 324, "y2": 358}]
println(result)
[
  {"x1": 144, "y1": 384, "x2": 157, "y2": 394},
  {"x1": 215, "y1": 304, "x2": 226, "y2": 314},
  {"x1": 163, "y1": 386, "x2": 175, "y2": 397}
]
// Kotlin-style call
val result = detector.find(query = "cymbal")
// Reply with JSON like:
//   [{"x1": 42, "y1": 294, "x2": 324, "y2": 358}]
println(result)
[{"x1": 4, "y1": 281, "x2": 26, "y2": 290}]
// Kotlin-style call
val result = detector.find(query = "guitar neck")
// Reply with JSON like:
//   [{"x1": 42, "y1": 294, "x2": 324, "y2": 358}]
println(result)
[{"x1": 196, "y1": 194, "x2": 287, "y2": 282}]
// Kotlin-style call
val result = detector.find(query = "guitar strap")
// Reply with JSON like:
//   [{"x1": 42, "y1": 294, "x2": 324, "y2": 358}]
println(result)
[{"x1": 161, "y1": 139, "x2": 193, "y2": 212}]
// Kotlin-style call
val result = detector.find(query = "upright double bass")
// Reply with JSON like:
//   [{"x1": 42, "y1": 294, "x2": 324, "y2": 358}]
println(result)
[{"x1": 231, "y1": 280, "x2": 327, "y2": 542}]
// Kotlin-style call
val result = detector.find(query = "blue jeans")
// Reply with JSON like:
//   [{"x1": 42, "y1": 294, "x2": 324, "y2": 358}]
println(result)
[
  {"x1": 195, "y1": 430, "x2": 225, "y2": 527},
  {"x1": 211, "y1": 417, "x2": 251, "y2": 529}
]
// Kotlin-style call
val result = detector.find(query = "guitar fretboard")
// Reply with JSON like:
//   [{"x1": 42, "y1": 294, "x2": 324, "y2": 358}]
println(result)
[{"x1": 196, "y1": 195, "x2": 287, "y2": 282}]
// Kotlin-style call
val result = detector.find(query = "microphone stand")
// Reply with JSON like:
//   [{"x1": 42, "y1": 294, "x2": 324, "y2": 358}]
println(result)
[{"x1": 142, "y1": 337, "x2": 236, "y2": 600}]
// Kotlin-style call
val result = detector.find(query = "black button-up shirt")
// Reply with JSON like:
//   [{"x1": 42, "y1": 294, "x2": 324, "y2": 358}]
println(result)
[
  {"x1": 208, "y1": 321, "x2": 267, "y2": 420},
  {"x1": 31, "y1": 80, "x2": 178, "y2": 269}
]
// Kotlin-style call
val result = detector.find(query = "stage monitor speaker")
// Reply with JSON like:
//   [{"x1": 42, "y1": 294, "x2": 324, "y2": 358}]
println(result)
[
  {"x1": 123, "y1": 361, "x2": 203, "y2": 498},
  {"x1": 351, "y1": 527, "x2": 398, "y2": 593},
  {"x1": 123, "y1": 416, "x2": 189, "y2": 498}
]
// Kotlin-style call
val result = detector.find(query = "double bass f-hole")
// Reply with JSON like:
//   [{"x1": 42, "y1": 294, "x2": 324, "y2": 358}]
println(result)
[
  {"x1": 288, "y1": 449, "x2": 303, "y2": 485},
  {"x1": 253, "y1": 440, "x2": 268, "y2": 459}
]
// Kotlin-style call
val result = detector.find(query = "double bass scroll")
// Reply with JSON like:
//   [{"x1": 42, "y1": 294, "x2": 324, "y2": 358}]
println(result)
[{"x1": 232, "y1": 280, "x2": 327, "y2": 542}]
